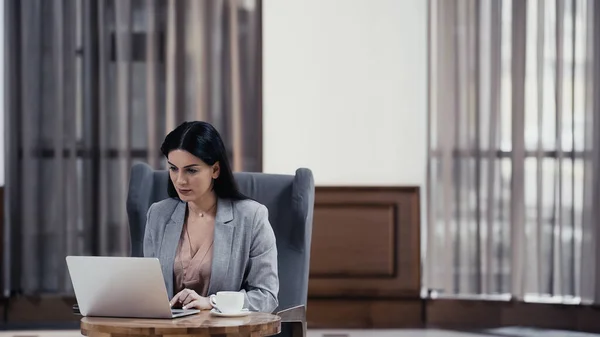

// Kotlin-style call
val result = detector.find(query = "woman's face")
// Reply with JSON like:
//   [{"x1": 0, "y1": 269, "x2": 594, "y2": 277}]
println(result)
[{"x1": 167, "y1": 149, "x2": 220, "y2": 203}]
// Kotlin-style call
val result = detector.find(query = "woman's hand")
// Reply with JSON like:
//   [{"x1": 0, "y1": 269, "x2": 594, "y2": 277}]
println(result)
[{"x1": 170, "y1": 289, "x2": 212, "y2": 310}]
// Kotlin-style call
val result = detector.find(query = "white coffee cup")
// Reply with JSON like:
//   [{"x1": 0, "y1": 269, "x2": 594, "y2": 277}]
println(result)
[{"x1": 210, "y1": 291, "x2": 244, "y2": 313}]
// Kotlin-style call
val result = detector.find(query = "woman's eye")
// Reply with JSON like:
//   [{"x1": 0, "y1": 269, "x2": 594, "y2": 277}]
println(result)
[
  {"x1": 169, "y1": 166, "x2": 177, "y2": 172},
  {"x1": 187, "y1": 168, "x2": 198, "y2": 174}
]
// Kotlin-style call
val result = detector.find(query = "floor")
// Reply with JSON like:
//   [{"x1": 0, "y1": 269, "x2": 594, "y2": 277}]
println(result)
[
  {"x1": 307, "y1": 329, "x2": 600, "y2": 337},
  {"x1": 0, "y1": 328, "x2": 599, "y2": 337}
]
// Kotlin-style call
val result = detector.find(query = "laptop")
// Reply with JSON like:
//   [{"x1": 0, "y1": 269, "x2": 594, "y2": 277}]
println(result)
[{"x1": 66, "y1": 256, "x2": 200, "y2": 319}]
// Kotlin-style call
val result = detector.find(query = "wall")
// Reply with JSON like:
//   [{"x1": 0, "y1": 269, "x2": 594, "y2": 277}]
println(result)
[
  {"x1": 262, "y1": 0, "x2": 428, "y2": 328},
  {"x1": 262, "y1": 0, "x2": 427, "y2": 187}
]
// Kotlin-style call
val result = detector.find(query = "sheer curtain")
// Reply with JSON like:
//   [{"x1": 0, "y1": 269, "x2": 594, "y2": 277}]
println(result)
[
  {"x1": 3, "y1": 0, "x2": 262, "y2": 295},
  {"x1": 426, "y1": 0, "x2": 600, "y2": 303}
]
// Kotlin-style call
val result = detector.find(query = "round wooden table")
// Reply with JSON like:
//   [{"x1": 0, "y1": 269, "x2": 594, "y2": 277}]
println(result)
[{"x1": 80, "y1": 311, "x2": 281, "y2": 337}]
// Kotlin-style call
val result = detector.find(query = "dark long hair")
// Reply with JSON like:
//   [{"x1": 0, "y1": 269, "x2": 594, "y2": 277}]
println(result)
[{"x1": 160, "y1": 121, "x2": 248, "y2": 200}]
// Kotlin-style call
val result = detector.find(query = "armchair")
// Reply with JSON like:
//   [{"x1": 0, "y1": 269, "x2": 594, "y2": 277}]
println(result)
[{"x1": 126, "y1": 162, "x2": 314, "y2": 337}]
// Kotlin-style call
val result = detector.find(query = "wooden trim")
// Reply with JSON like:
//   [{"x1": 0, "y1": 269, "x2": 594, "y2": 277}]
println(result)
[
  {"x1": 0, "y1": 186, "x2": 3, "y2": 294},
  {"x1": 1, "y1": 296, "x2": 600, "y2": 333},
  {"x1": 307, "y1": 297, "x2": 600, "y2": 331},
  {"x1": 307, "y1": 299, "x2": 423, "y2": 329},
  {"x1": 426, "y1": 298, "x2": 600, "y2": 333},
  {"x1": 4, "y1": 296, "x2": 78, "y2": 323}
]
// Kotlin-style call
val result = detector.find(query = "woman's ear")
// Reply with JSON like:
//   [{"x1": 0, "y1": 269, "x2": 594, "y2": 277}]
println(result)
[{"x1": 212, "y1": 162, "x2": 220, "y2": 179}]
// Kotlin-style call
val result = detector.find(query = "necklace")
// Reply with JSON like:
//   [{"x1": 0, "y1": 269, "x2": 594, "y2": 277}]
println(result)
[{"x1": 189, "y1": 202, "x2": 217, "y2": 218}]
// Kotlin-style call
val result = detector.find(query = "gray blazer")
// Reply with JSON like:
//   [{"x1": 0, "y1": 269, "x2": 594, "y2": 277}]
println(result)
[{"x1": 143, "y1": 197, "x2": 279, "y2": 313}]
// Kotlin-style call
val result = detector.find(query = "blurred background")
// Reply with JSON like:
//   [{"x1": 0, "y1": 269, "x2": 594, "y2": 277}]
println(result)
[
  {"x1": 4, "y1": 0, "x2": 262, "y2": 296},
  {"x1": 1, "y1": 0, "x2": 600, "y2": 335}
]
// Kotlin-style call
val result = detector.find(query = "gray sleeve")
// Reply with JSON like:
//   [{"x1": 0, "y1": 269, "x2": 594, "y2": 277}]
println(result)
[{"x1": 241, "y1": 205, "x2": 279, "y2": 313}]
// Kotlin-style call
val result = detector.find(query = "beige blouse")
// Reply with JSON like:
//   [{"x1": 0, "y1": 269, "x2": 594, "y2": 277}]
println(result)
[{"x1": 173, "y1": 218, "x2": 215, "y2": 297}]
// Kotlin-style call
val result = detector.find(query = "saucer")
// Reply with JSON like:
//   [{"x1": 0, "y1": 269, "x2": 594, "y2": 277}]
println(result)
[{"x1": 210, "y1": 308, "x2": 251, "y2": 317}]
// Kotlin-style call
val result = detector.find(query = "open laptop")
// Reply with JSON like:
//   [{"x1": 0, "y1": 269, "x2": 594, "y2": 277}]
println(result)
[{"x1": 66, "y1": 256, "x2": 199, "y2": 319}]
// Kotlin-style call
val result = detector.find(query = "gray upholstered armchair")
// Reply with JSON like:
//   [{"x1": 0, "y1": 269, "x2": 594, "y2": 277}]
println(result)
[{"x1": 126, "y1": 161, "x2": 314, "y2": 337}]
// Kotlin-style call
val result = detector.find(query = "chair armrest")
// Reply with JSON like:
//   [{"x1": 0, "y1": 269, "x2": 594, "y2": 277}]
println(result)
[
  {"x1": 276, "y1": 305, "x2": 306, "y2": 337},
  {"x1": 276, "y1": 304, "x2": 305, "y2": 323}
]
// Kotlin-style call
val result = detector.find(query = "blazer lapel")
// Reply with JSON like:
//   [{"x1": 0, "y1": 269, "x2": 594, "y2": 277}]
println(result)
[
  {"x1": 207, "y1": 198, "x2": 235, "y2": 295},
  {"x1": 159, "y1": 200, "x2": 186, "y2": 298}
]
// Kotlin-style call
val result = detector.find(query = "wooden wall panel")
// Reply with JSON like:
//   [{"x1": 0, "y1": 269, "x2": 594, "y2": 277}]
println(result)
[
  {"x1": 308, "y1": 187, "x2": 421, "y2": 299},
  {"x1": 307, "y1": 186, "x2": 422, "y2": 328},
  {"x1": 310, "y1": 204, "x2": 395, "y2": 277}
]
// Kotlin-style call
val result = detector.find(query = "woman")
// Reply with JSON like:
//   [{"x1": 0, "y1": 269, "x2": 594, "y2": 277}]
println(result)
[{"x1": 143, "y1": 121, "x2": 279, "y2": 313}]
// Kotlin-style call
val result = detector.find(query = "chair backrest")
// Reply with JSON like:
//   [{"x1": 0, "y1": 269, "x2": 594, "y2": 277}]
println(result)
[{"x1": 126, "y1": 161, "x2": 315, "y2": 311}]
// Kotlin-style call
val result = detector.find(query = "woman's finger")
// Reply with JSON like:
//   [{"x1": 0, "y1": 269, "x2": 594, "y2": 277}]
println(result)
[
  {"x1": 169, "y1": 290, "x2": 185, "y2": 307},
  {"x1": 182, "y1": 299, "x2": 201, "y2": 310},
  {"x1": 182, "y1": 297, "x2": 211, "y2": 310},
  {"x1": 181, "y1": 290, "x2": 199, "y2": 306}
]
